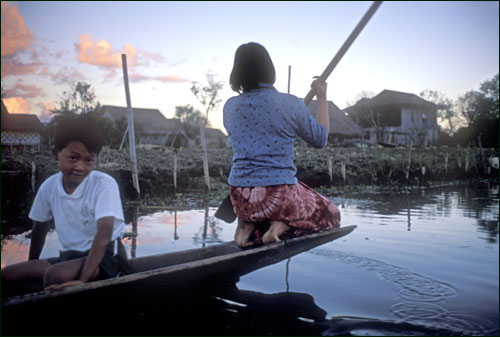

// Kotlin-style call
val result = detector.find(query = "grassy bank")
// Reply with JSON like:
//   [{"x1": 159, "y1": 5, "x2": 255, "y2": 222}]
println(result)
[{"x1": 2, "y1": 145, "x2": 498, "y2": 202}]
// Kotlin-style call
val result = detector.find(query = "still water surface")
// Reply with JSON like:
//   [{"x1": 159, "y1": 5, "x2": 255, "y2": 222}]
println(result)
[{"x1": 2, "y1": 183, "x2": 498, "y2": 335}]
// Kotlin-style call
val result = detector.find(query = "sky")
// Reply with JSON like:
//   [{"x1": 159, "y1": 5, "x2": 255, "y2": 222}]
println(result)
[{"x1": 1, "y1": 1, "x2": 499, "y2": 133}]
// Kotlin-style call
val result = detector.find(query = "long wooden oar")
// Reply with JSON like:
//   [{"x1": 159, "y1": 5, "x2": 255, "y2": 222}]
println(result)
[
  {"x1": 303, "y1": 0, "x2": 383, "y2": 105},
  {"x1": 215, "y1": 1, "x2": 383, "y2": 222}
]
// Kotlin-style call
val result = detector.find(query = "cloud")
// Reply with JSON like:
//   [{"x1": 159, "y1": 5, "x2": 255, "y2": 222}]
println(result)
[
  {"x1": 74, "y1": 34, "x2": 173, "y2": 82},
  {"x1": 0, "y1": 2, "x2": 33, "y2": 57},
  {"x1": 75, "y1": 33, "x2": 139, "y2": 69},
  {"x1": 0, "y1": 2, "x2": 42, "y2": 78},
  {"x1": 4, "y1": 81, "x2": 45, "y2": 98},
  {"x1": 37, "y1": 102, "x2": 55, "y2": 122},
  {"x1": 139, "y1": 50, "x2": 166, "y2": 65},
  {"x1": 129, "y1": 72, "x2": 152, "y2": 83},
  {"x1": 3, "y1": 97, "x2": 31, "y2": 114},
  {"x1": 1, "y1": 57, "x2": 41, "y2": 77},
  {"x1": 40, "y1": 66, "x2": 86, "y2": 85},
  {"x1": 153, "y1": 75, "x2": 190, "y2": 83},
  {"x1": 127, "y1": 73, "x2": 190, "y2": 84}
]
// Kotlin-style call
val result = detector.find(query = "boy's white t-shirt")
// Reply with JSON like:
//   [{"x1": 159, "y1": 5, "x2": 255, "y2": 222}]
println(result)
[{"x1": 29, "y1": 170, "x2": 126, "y2": 252}]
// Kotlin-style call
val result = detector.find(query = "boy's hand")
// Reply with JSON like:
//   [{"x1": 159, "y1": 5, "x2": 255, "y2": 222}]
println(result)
[{"x1": 45, "y1": 280, "x2": 84, "y2": 291}]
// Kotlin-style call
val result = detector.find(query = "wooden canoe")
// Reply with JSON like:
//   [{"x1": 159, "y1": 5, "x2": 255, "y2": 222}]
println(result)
[{"x1": 2, "y1": 225, "x2": 356, "y2": 310}]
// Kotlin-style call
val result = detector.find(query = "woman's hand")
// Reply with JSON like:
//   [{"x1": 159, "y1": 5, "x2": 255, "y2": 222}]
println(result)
[
  {"x1": 45, "y1": 280, "x2": 84, "y2": 291},
  {"x1": 311, "y1": 78, "x2": 327, "y2": 101}
]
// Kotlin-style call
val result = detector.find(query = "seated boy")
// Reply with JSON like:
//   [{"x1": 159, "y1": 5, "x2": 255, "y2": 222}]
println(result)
[{"x1": 1, "y1": 118, "x2": 126, "y2": 296}]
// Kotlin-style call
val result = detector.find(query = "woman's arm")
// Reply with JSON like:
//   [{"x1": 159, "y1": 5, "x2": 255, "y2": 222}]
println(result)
[
  {"x1": 311, "y1": 79, "x2": 329, "y2": 133},
  {"x1": 28, "y1": 221, "x2": 50, "y2": 260}
]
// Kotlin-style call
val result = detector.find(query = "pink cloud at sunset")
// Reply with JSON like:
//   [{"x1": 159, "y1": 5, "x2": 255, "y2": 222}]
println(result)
[
  {"x1": 0, "y1": 2, "x2": 33, "y2": 57},
  {"x1": 128, "y1": 73, "x2": 189, "y2": 84},
  {"x1": 3, "y1": 97, "x2": 31, "y2": 114},
  {"x1": 75, "y1": 33, "x2": 138, "y2": 69},
  {"x1": 37, "y1": 102, "x2": 56, "y2": 122},
  {"x1": 154, "y1": 75, "x2": 189, "y2": 83},
  {"x1": 4, "y1": 82, "x2": 45, "y2": 98},
  {"x1": 1, "y1": 59, "x2": 41, "y2": 78},
  {"x1": 40, "y1": 66, "x2": 86, "y2": 85}
]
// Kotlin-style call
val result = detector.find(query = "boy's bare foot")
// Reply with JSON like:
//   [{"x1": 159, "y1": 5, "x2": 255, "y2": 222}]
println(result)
[
  {"x1": 262, "y1": 221, "x2": 290, "y2": 244},
  {"x1": 235, "y1": 219, "x2": 256, "y2": 247}
]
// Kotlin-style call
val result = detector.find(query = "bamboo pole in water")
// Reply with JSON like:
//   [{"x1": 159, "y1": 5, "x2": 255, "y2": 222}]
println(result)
[
  {"x1": 31, "y1": 161, "x2": 36, "y2": 193},
  {"x1": 445, "y1": 153, "x2": 449, "y2": 176},
  {"x1": 406, "y1": 139, "x2": 413, "y2": 181},
  {"x1": 121, "y1": 54, "x2": 140, "y2": 197},
  {"x1": 173, "y1": 150, "x2": 177, "y2": 190},
  {"x1": 328, "y1": 156, "x2": 333, "y2": 184},
  {"x1": 200, "y1": 126, "x2": 210, "y2": 190}
]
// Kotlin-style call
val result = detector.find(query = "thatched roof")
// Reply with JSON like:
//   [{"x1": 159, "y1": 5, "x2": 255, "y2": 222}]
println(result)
[
  {"x1": 307, "y1": 100, "x2": 364, "y2": 137},
  {"x1": 1, "y1": 100, "x2": 43, "y2": 133},
  {"x1": 102, "y1": 105, "x2": 187, "y2": 137},
  {"x1": 205, "y1": 128, "x2": 227, "y2": 139},
  {"x1": 344, "y1": 89, "x2": 438, "y2": 113}
]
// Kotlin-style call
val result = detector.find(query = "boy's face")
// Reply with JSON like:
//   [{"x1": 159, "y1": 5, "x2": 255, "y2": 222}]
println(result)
[{"x1": 53, "y1": 141, "x2": 97, "y2": 193}]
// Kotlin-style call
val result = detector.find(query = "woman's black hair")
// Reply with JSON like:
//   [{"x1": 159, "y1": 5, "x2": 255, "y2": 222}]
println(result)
[
  {"x1": 54, "y1": 117, "x2": 104, "y2": 154},
  {"x1": 229, "y1": 42, "x2": 276, "y2": 93}
]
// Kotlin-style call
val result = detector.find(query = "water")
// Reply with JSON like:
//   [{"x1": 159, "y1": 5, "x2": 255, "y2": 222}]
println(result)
[{"x1": 1, "y1": 183, "x2": 498, "y2": 335}]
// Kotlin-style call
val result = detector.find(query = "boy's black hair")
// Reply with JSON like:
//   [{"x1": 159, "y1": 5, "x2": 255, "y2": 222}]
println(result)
[
  {"x1": 229, "y1": 42, "x2": 276, "y2": 93},
  {"x1": 54, "y1": 117, "x2": 104, "y2": 154}
]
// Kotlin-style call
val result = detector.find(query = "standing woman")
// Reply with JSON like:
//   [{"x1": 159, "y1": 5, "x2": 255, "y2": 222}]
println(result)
[{"x1": 223, "y1": 42, "x2": 341, "y2": 247}]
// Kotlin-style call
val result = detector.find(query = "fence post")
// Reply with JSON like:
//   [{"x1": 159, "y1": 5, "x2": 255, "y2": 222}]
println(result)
[
  {"x1": 445, "y1": 153, "x2": 448, "y2": 176},
  {"x1": 200, "y1": 126, "x2": 210, "y2": 190},
  {"x1": 406, "y1": 139, "x2": 413, "y2": 181},
  {"x1": 173, "y1": 150, "x2": 177, "y2": 190},
  {"x1": 328, "y1": 156, "x2": 333, "y2": 184},
  {"x1": 121, "y1": 54, "x2": 140, "y2": 197}
]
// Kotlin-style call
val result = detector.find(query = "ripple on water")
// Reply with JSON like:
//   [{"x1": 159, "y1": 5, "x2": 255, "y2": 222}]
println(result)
[
  {"x1": 392, "y1": 302, "x2": 499, "y2": 336},
  {"x1": 310, "y1": 249, "x2": 459, "y2": 303},
  {"x1": 307, "y1": 249, "x2": 499, "y2": 334}
]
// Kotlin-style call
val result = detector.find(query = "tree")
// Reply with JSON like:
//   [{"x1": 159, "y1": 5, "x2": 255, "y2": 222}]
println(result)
[
  {"x1": 346, "y1": 91, "x2": 386, "y2": 142},
  {"x1": 456, "y1": 74, "x2": 499, "y2": 147},
  {"x1": 190, "y1": 74, "x2": 223, "y2": 125},
  {"x1": 48, "y1": 81, "x2": 121, "y2": 148},
  {"x1": 419, "y1": 89, "x2": 464, "y2": 134},
  {"x1": 174, "y1": 104, "x2": 207, "y2": 140}
]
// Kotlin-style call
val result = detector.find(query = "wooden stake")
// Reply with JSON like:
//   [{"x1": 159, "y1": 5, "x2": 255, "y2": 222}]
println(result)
[
  {"x1": 328, "y1": 156, "x2": 333, "y2": 183},
  {"x1": 173, "y1": 150, "x2": 177, "y2": 190},
  {"x1": 406, "y1": 139, "x2": 413, "y2": 181},
  {"x1": 445, "y1": 153, "x2": 448, "y2": 176},
  {"x1": 465, "y1": 149, "x2": 469, "y2": 174},
  {"x1": 31, "y1": 161, "x2": 36, "y2": 193},
  {"x1": 121, "y1": 54, "x2": 140, "y2": 197},
  {"x1": 287, "y1": 65, "x2": 291, "y2": 94},
  {"x1": 200, "y1": 126, "x2": 210, "y2": 190}
]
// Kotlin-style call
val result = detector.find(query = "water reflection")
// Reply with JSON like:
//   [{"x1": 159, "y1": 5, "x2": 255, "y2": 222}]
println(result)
[
  {"x1": 1, "y1": 184, "x2": 498, "y2": 336},
  {"x1": 337, "y1": 184, "x2": 499, "y2": 243},
  {"x1": 192, "y1": 203, "x2": 224, "y2": 247}
]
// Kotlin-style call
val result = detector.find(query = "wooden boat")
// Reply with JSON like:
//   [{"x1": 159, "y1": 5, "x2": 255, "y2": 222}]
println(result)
[{"x1": 2, "y1": 225, "x2": 356, "y2": 312}]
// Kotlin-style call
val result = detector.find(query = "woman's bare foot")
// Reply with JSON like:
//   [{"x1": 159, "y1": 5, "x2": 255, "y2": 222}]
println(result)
[
  {"x1": 235, "y1": 219, "x2": 257, "y2": 247},
  {"x1": 262, "y1": 221, "x2": 290, "y2": 244}
]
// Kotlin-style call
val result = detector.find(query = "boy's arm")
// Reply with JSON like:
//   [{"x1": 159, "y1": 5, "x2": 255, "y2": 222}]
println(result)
[
  {"x1": 28, "y1": 221, "x2": 50, "y2": 260},
  {"x1": 78, "y1": 216, "x2": 114, "y2": 283}
]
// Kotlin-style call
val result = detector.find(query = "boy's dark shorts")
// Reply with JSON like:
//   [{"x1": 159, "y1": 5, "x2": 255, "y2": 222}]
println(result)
[{"x1": 46, "y1": 240, "x2": 129, "y2": 279}]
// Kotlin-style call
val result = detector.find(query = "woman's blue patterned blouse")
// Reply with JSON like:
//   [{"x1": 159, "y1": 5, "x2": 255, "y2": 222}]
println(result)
[{"x1": 223, "y1": 83, "x2": 327, "y2": 187}]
